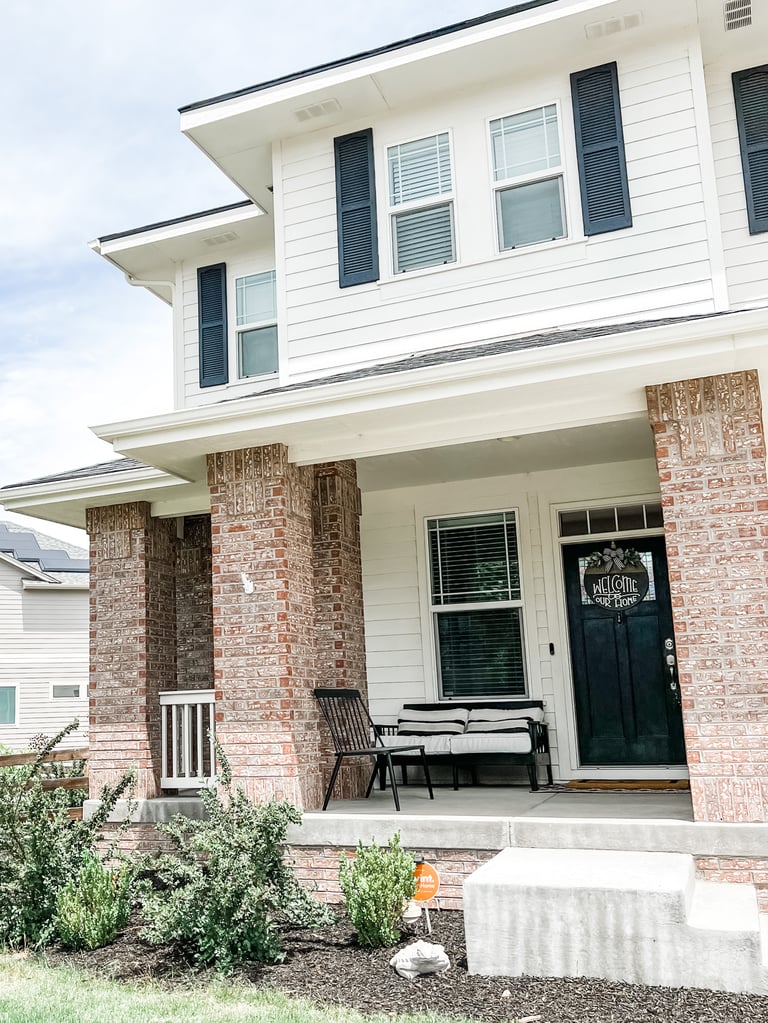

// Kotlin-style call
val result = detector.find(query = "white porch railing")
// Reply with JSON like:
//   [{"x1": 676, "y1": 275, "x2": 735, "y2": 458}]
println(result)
[{"x1": 160, "y1": 689, "x2": 216, "y2": 789}]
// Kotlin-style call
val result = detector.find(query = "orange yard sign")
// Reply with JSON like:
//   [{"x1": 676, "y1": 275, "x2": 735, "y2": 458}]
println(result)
[{"x1": 413, "y1": 860, "x2": 440, "y2": 902}]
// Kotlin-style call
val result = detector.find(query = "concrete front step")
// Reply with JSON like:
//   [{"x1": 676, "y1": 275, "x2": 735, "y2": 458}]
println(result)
[{"x1": 464, "y1": 848, "x2": 768, "y2": 994}]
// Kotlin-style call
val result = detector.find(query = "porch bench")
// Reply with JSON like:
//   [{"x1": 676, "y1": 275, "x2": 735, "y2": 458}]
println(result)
[{"x1": 376, "y1": 701, "x2": 553, "y2": 792}]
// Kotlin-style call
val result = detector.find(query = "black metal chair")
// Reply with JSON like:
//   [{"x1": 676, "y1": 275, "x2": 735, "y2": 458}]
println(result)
[{"x1": 314, "y1": 688, "x2": 435, "y2": 811}]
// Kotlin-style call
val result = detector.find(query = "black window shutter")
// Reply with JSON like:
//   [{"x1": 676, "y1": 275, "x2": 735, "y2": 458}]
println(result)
[
  {"x1": 334, "y1": 129, "x2": 379, "y2": 287},
  {"x1": 197, "y1": 263, "x2": 228, "y2": 387},
  {"x1": 571, "y1": 62, "x2": 632, "y2": 235},
  {"x1": 733, "y1": 65, "x2": 768, "y2": 235}
]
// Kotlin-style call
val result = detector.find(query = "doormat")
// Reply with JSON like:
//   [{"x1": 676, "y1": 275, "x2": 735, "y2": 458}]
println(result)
[{"x1": 563, "y1": 779, "x2": 690, "y2": 792}]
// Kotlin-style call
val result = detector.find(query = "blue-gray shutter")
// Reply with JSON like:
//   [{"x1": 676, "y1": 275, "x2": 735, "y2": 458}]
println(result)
[
  {"x1": 198, "y1": 263, "x2": 228, "y2": 387},
  {"x1": 571, "y1": 63, "x2": 632, "y2": 235},
  {"x1": 334, "y1": 129, "x2": 379, "y2": 287},
  {"x1": 732, "y1": 65, "x2": 768, "y2": 235}
]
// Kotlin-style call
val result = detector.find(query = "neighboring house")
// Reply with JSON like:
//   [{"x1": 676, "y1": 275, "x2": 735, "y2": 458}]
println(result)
[
  {"x1": 0, "y1": 521, "x2": 89, "y2": 751},
  {"x1": 1, "y1": 0, "x2": 766, "y2": 828}
]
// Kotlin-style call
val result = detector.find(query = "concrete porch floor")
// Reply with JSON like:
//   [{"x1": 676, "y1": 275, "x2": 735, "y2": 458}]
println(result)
[{"x1": 317, "y1": 784, "x2": 694, "y2": 820}]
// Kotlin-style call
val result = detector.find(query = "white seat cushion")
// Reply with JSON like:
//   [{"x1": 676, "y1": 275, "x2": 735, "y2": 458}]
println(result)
[
  {"x1": 450, "y1": 731, "x2": 533, "y2": 755},
  {"x1": 379, "y1": 733, "x2": 452, "y2": 756}
]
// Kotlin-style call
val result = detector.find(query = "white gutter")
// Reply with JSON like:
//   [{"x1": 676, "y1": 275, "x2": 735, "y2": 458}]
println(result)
[
  {"x1": 22, "y1": 579, "x2": 89, "y2": 591},
  {"x1": 0, "y1": 550, "x2": 58, "y2": 583}
]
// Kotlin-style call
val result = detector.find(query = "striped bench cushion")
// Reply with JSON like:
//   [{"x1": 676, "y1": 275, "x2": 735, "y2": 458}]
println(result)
[
  {"x1": 397, "y1": 707, "x2": 470, "y2": 736},
  {"x1": 465, "y1": 706, "x2": 544, "y2": 729}
]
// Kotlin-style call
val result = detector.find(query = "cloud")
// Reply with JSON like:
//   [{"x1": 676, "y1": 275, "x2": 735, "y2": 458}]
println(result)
[{"x1": 0, "y1": 0, "x2": 501, "y2": 547}]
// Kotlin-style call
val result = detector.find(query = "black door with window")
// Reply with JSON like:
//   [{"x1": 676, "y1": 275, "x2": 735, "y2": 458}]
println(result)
[{"x1": 563, "y1": 537, "x2": 686, "y2": 765}]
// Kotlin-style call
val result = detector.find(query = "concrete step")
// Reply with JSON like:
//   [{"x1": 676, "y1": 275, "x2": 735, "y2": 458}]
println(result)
[{"x1": 463, "y1": 848, "x2": 768, "y2": 994}]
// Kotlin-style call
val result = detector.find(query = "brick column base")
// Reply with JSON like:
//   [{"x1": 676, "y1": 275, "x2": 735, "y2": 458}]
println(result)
[{"x1": 646, "y1": 370, "x2": 768, "y2": 822}]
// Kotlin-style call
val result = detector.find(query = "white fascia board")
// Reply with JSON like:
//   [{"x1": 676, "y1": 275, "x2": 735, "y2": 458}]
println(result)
[
  {"x1": 0, "y1": 550, "x2": 57, "y2": 583},
  {"x1": 89, "y1": 204, "x2": 265, "y2": 257},
  {"x1": 94, "y1": 309, "x2": 767, "y2": 455},
  {"x1": 0, "y1": 466, "x2": 188, "y2": 510},
  {"x1": 180, "y1": 0, "x2": 616, "y2": 131},
  {"x1": 22, "y1": 579, "x2": 89, "y2": 591}
]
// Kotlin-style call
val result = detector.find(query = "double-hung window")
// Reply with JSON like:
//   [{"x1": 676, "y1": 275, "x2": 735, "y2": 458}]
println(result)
[
  {"x1": 388, "y1": 133, "x2": 456, "y2": 273},
  {"x1": 428, "y1": 511, "x2": 527, "y2": 699},
  {"x1": 235, "y1": 270, "x2": 278, "y2": 379},
  {"x1": 490, "y1": 104, "x2": 566, "y2": 250}
]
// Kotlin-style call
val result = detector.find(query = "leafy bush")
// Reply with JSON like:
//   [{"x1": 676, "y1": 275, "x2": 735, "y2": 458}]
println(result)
[
  {"x1": 338, "y1": 832, "x2": 416, "y2": 947},
  {"x1": 55, "y1": 851, "x2": 131, "y2": 950},
  {"x1": 138, "y1": 745, "x2": 334, "y2": 972},
  {"x1": 29, "y1": 732, "x2": 87, "y2": 808},
  {"x1": 0, "y1": 722, "x2": 135, "y2": 949}
]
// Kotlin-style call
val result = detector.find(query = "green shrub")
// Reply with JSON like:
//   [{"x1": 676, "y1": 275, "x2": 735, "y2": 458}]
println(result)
[
  {"x1": 138, "y1": 744, "x2": 334, "y2": 972},
  {"x1": 338, "y1": 832, "x2": 416, "y2": 947},
  {"x1": 55, "y1": 851, "x2": 131, "y2": 950},
  {"x1": 0, "y1": 722, "x2": 135, "y2": 949}
]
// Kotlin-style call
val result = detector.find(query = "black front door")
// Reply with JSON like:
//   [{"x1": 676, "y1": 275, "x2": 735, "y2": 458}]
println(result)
[{"x1": 563, "y1": 536, "x2": 686, "y2": 766}]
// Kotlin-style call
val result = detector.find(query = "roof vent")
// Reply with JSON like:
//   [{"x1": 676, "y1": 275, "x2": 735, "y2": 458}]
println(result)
[
  {"x1": 724, "y1": 0, "x2": 751, "y2": 29},
  {"x1": 294, "y1": 98, "x2": 341, "y2": 123},
  {"x1": 585, "y1": 12, "x2": 642, "y2": 39},
  {"x1": 203, "y1": 231, "x2": 238, "y2": 247}
]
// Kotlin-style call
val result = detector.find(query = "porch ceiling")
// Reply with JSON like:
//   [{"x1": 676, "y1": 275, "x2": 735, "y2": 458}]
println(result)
[{"x1": 356, "y1": 419, "x2": 654, "y2": 491}]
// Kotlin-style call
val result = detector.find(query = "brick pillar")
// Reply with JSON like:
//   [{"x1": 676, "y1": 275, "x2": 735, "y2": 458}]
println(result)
[
  {"x1": 313, "y1": 461, "x2": 369, "y2": 799},
  {"x1": 86, "y1": 503, "x2": 177, "y2": 799},
  {"x1": 176, "y1": 515, "x2": 213, "y2": 690},
  {"x1": 208, "y1": 445, "x2": 322, "y2": 808},
  {"x1": 646, "y1": 370, "x2": 768, "y2": 822}
]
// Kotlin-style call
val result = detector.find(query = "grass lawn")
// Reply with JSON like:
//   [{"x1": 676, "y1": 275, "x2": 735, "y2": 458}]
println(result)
[{"x1": 0, "y1": 954, "x2": 470, "y2": 1023}]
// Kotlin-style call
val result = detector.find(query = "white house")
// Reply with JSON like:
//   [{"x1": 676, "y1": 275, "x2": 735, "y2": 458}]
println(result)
[
  {"x1": 1, "y1": 0, "x2": 766, "y2": 828},
  {"x1": 0, "y1": 521, "x2": 89, "y2": 751}
]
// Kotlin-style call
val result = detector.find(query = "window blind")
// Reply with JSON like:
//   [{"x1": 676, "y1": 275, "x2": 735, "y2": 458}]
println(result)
[
  {"x1": 393, "y1": 204, "x2": 455, "y2": 273},
  {"x1": 389, "y1": 133, "x2": 452, "y2": 205},
  {"x1": 429, "y1": 512, "x2": 520, "y2": 604}
]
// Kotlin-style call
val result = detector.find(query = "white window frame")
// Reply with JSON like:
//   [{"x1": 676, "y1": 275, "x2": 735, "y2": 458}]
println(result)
[
  {"x1": 487, "y1": 100, "x2": 568, "y2": 254},
  {"x1": 50, "y1": 682, "x2": 83, "y2": 701},
  {"x1": 0, "y1": 683, "x2": 18, "y2": 726},
  {"x1": 427, "y1": 509, "x2": 528, "y2": 700},
  {"x1": 386, "y1": 130, "x2": 457, "y2": 275},
  {"x1": 233, "y1": 269, "x2": 278, "y2": 381}
]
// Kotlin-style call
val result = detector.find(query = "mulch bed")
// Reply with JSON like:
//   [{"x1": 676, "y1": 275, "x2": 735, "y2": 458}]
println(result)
[{"x1": 44, "y1": 910, "x2": 768, "y2": 1023}]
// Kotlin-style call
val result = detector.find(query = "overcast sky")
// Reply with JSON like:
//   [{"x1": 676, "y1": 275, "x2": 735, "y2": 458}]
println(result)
[{"x1": 0, "y1": 0, "x2": 503, "y2": 546}]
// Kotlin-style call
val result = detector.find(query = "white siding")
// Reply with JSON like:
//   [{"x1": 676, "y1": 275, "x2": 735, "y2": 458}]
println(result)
[
  {"x1": 280, "y1": 41, "x2": 715, "y2": 381},
  {"x1": 361, "y1": 457, "x2": 663, "y2": 782},
  {"x1": 0, "y1": 562, "x2": 88, "y2": 751},
  {"x1": 707, "y1": 61, "x2": 768, "y2": 308}
]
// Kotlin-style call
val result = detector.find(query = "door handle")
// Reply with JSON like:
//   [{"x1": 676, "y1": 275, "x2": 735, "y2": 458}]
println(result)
[{"x1": 664, "y1": 638, "x2": 681, "y2": 706}]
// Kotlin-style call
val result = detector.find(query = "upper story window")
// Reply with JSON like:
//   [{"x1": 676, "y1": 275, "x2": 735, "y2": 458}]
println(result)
[
  {"x1": 490, "y1": 104, "x2": 566, "y2": 250},
  {"x1": 197, "y1": 263, "x2": 278, "y2": 389},
  {"x1": 236, "y1": 271, "x2": 278, "y2": 379},
  {"x1": 387, "y1": 133, "x2": 456, "y2": 273}
]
